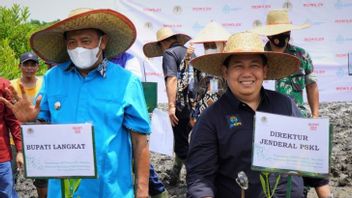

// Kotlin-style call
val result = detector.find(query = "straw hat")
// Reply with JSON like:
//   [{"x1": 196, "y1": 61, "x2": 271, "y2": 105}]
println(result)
[
  {"x1": 190, "y1": 32, "x2": 300, "y2": 80},
  {"x1": 251, "y1": 9, "x2": 310, "y2": 36},
  {"x1": 143, "y1": 27, "x2": 191, "y2": 58},
  {"x1": 191, "y1": 21, "x2": 230, "y2": 44},
  {"x1": 30, "y1": 8, "x2": 136, "y2": 63}
]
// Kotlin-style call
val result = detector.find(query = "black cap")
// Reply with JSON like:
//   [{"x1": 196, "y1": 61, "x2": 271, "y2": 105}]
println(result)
[{"x1": 20, "y1": 52, "x2": 39, "y2": 64}]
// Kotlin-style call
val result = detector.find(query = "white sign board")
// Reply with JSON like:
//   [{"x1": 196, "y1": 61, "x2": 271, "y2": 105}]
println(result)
[
  {"x1": 149, "y1": 109, "x2": 174, "y2": 156},
  {"x1": 252, "y1": 112, "x2": 330, "y2": 177},
  {"x1": 21, "y1": 123, "x2": 96, "y2": 178}
]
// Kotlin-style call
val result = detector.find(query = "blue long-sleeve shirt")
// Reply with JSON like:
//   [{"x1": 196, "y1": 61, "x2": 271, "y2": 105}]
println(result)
[{"x1": 38, "y1": 60, "x2": 150, "y2": 198}]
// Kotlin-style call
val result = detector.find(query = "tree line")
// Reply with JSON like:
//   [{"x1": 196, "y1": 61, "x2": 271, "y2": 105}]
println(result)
[{"x1": 0, "y1": 4, "x2": 58, "y2": 79}]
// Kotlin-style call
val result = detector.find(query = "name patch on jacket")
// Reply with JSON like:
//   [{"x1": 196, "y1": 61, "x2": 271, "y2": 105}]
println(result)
[{"x1": 226, "y1": 115, "x2": 242, "y2": 128}]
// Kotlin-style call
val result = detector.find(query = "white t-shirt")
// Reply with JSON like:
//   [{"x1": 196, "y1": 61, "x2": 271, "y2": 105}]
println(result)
[{"x1": 125, "y1": 56, "x2": 143, "y2": 80}]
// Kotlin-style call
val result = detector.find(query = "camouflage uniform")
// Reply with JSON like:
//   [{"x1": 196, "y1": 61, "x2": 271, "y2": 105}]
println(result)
[
  {"x1": 265, "y1": 43, "x2": 317, "y2": 117},
  {"x1": 265, "y1": 43, "x2": 329, "y2": 194}
]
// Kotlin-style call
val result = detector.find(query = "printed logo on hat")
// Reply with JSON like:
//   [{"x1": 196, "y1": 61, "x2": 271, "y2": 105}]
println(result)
[{"x1": 20, "y1": 52, "x2": 39, "y2": 64}]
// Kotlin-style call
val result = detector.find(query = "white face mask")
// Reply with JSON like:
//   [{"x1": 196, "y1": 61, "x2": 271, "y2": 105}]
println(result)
[
  {"x1": 67, "y1": 37, "x2": 102, "y2": 69},
  {"x1": 204, "y1": 42, "x2": 225, "y2": 55},
  {"x1": 215, "y1": 42, "x2": 224, "y2": 51},
  {"x1": 204, "y1": 48, "x2": 219, "y2": 55}
]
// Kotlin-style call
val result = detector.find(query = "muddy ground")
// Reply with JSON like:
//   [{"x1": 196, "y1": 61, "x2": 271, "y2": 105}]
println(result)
[
  {"x1": 16, "y1": 102, "x2": 352, "y2": 197},
  {"x1": 151, "y1": 102, "x2": 352, "y2": 198}
]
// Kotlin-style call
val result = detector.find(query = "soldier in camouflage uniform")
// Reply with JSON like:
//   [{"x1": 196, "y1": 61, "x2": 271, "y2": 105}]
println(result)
[
  {"x1": 252, "y1": 9, "x2": 331, "y2": 198},
  {"x1": 265, "y1": 41, "x2": 317, "y2": 117}
]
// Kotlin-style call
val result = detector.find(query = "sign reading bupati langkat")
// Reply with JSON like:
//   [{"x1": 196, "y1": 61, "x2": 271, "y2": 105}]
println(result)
[
  {"x1": 21, "y1": 123, "x2": 96, "y2": 178},
  {"x1": 252, "y1": 112, "x2": 330, "y2": 177}
]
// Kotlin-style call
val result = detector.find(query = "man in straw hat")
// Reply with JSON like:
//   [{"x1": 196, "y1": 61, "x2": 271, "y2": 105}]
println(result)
[
  {"x1": 189, "y1": 21, "x2": 230, "y2": 125},
  {"x1": 0, "y1": 8, "x2": 150, "y2": 198},
  {"x1": 252, "y1": 9, "x2": 330, "y2": 198},
  {"x1": 186, "y1": 32, "x2": 306, "y2": 197},
  {"x1": 143, "y1": 27, "x2": 194, "y2": 185}
]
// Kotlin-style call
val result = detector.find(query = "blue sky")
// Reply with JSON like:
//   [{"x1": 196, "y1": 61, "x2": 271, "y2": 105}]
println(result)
[{"x1": 1, "y1": 0, "x2": 117, "y2": 22}]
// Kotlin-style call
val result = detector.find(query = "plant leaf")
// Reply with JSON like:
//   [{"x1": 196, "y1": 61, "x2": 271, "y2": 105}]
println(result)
[
  {"x1": 260, "y1": 173, "x2": 268, "y2": 197},
  {"x1": 270, "y1": 175, "x2": 281, "y2": 197}
]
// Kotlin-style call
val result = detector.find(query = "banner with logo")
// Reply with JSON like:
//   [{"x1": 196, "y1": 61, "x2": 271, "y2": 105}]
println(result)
[
  {"x1": 252, "y1": 112, "x2": 330, "y2": 177},
  {"x1": 21, "y1": 123, "x2": 96, "y2": 178},
  {"x1": 116, "y1": 0, "x2": 352, "y2": 103},
  {"x1": 349, "y1": 52, "x2": 352, "y2": 75}
]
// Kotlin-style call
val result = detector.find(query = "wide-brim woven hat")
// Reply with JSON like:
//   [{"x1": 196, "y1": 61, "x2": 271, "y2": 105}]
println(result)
[
  {"x1": 191, "y1": 21, "x2": 230, "y2": 44},
  {"x1": 143, "y1": 27, "x2": 191, "y2": 58},
  {"x1": 30, "y1": 8, "x2": 136, "y2": 63},
  {"x1": 251, "y1": 9, "x2": 310, "y2": 36},
  {"x1": 190, "y1": 32, "x2": 300, "y2": 80}
]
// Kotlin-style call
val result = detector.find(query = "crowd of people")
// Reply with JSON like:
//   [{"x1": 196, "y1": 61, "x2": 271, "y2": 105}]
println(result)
[{"x1": 0, "y1": 7, "x2": 332, "y2": 198}]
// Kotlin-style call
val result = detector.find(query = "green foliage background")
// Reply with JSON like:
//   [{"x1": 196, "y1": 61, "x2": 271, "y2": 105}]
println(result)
[{"x1": 0, "y1": 4, "x2": 57, "y2": 80}]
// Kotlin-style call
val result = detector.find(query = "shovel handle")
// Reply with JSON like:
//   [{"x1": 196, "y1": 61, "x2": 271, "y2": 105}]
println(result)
[{"x1": 241, "y1": 189, "x2": 245, "y2": 198}]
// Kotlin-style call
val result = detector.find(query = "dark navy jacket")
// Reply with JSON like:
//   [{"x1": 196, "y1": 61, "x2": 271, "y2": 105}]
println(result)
[{"x1": 187, "y1": 88, "x2": 304, "y2": 198}]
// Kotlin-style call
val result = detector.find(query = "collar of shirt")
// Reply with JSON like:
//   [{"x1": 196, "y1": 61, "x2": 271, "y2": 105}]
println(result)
[
  {"x1": 224, "y1": 87, "x2": 270, "y2": 110},
  {"x1": 64, "y1": 58, "x2": 108, "y2": 78}
]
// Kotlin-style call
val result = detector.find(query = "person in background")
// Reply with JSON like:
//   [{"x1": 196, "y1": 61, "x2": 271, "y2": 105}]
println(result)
[
  {"x1": 11, "y1": 52, "x2": 43, "y2": 102},
  {"x1": 189, "y1": 21, "x2": 230, "y2": 126},
  {"x1": 110, "y1": 52, "x2": 168, "y2": 198},
  {"x1": 10, "y1": 52, "x2": 47, "y2": 198},
  {"x1": 143, "y1": 27, "x2": 194, "y2": 186},
  {"x1": 110, "y1": 52, "x2": 143, "y2": 79},
  {"x1": 0, "y1": 77, "x2": 23, "y2": 198},
  {"x1": 1, "y1": 8, "x2": 150, "y2": 198},
  {"x1": 252, "y1": 9, "x2": 331, "y2": 198},
  {"x1": 186, "y1": 32, "x2": 304, "y2": 198}
]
